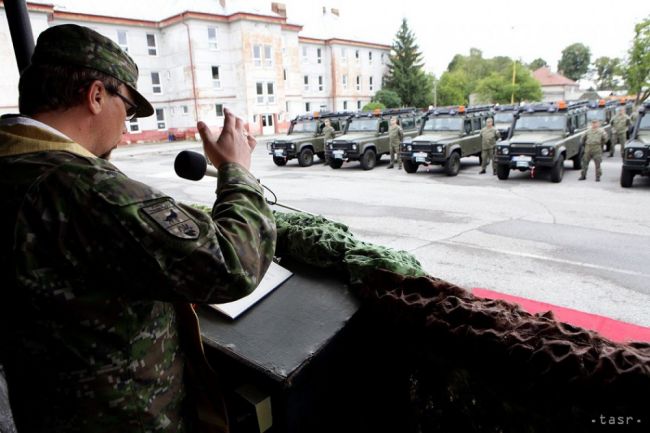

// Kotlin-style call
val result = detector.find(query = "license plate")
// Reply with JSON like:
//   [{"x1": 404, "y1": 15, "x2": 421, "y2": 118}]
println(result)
[
  {"x1": 414, "y1": 152, "x2": 427, "y2": 158},
  {"x1": 512, "y1": 155, "x2": 532, "y2": 162},
  {"x1": 274, "y1": 150, "x2": 284, "y2": 156},
  {"x1": 333, "y1": 150, "x2": 344, "y2": 159},
  {"x1": 516, "y1": 161, "x2": 529, "y2": 168},
  {"x1": 415, "y1": 157, "x2": 426, "y2": 163}
]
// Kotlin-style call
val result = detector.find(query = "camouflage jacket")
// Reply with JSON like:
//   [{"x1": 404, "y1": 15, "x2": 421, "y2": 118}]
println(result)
[
  {"x1": 582, "y1": 127, "x2": 608, "y2": 151},
  {"x1": 322, "y1": 125, "x2": 335, "y2": 141},
  {"x1": 0, "y1": 117, "x2": 276, "y2": 432},
  {"x1": 611, "y1": 113, "x2": 630, "y2": 133},
  {"x1": 388, "y1": 125, "x2": 403, "y2": 146},
  {"x1": 480, "y1": 126, "x2": 500, "y2": 150}
]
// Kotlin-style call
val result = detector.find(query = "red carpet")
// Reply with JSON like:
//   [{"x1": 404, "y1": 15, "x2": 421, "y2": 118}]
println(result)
[{"x1": 472, "y1": 288, "x2": 650, "y2": 343}]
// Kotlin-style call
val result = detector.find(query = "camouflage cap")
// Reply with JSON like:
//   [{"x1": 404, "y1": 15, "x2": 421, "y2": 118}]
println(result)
[{"x1": 29, "y1": 24, "x2": 154, "y2": 118}]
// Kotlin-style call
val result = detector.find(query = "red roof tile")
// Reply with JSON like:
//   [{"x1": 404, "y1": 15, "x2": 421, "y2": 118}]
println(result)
[{"x1": 533, "y1": 67, "x2": 577, "y2": 86}]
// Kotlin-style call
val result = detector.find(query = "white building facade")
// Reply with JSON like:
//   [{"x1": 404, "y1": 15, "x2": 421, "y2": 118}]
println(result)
[{"x1": 0, "y1": 2, "x2": 390, "y2": 141}]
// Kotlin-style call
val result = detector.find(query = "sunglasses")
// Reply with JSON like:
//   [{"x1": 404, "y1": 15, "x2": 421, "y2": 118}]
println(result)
[{"x1": 106, "y1": 85, "x2": 138, "y2": 120}]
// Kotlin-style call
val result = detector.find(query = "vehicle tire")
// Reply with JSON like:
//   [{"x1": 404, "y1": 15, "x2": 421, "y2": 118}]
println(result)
[
  {"x1": 572, "y1": 146, "x2": 584, "y2": 170},
  {"x1": 273, "y1": 157, "x2": 287, "y2": 167},
  {"x1": 360, "y1": 149, "x2": 377, "y2": 170},
  {"x1": 620, "y1": 167, "x2": 635, "y2": 188},
  {"x1": 330, "y1": 159, "x2": 343, "y2": 169},
  {"x1": 298, "y1": 148, "x2": 314, "y2": 167},
  {"x1": 445, "y1": 152, "x2": 461, "y2": 176},
  {"x1": 403, "y1": 159, "x2": 418, "y2": 174},
  {"x1": 496, "y1": 163, "x2": 510, "y2": 180},
  {"x1": 550, "y1": 155, "x2": 565, "y2": 183}
]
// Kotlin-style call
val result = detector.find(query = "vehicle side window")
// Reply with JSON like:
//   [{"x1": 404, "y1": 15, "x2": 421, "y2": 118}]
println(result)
[
  {"x1": 577, "y1": 113, "x2": 586, "y2": 129},
  {"x1": 401, "y1": 117, "x2": 415, "y2": 130},
  {"x1": 567, "y1": 117, "x2": 575, "y2": 133},
  {"x1": 332, "y1": 120, "x2": 341, "y2": 131},
  {"x1": 472, "y1": 118, "x2": 481, "y2": 131},
  {"x1": 464, "y1": 120, "x2": 472, "y2": 134},
  {"x1": 379, "y1": 120, "x2": 388, "y2": 133}
]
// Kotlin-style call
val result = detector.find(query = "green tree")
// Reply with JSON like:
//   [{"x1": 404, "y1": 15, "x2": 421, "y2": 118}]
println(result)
[
  {"x1": 593, "y1": 56, "x2": 622, "y2": 90},
  {"x1": 437, "y1": 70, "x2": 471, "y2": 106},
  {"x1": 623, "y1": 16, "x2": 650, "y2": 103},
  {"x1": 529, "y1": 58, "x2": 548, "y2": 70},
  {"x1": 475, "y1": 63, "x2": 542, "y2": 103},
  {"x1": 362, "y1": 101, "x2": 385, "y2": 111},
  {"x1": 384, "y1": 18, "x2": 433, "y2": 107},
  {"x1": 557, "y1": 43, "x2": 591, "y2": 81},
  {"x1": 372, "y1": 89, "x2": 402, "y2": 108}
]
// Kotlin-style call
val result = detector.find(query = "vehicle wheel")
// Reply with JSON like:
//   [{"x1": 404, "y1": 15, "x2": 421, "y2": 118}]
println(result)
[
  {"x1": 360, "y1": 149, "x2": 377, "y2": 170},
  {"x1": 298, "y1": 148, "x2": 314, "y2": 167},
  {"x1": 445, "y1": 152, "x2": 461, "y2": 176},
  {"x1": 496, "y1": 163, "x2": 510, "y2": 180},
  {"x1": 403, "y1": 159, "x2": 418, "y2": 174},
  {"x1": 550, "y1": 155, "x2": 565, "y2": 183},
  {"x1": 273, "y1": 157, "x2": 287, "y2": 167},
  {"x1": 330, "y1": 159, "x2": 343, "y2": 169},
  {"x1": 572, "y1": 146, "x2": 584, "y2": 170},
  {"x1": 316, "y1": 152, "x2": 325, "y2": 160},
  {"x1": 620, "y1": 167, "x2": 635, "y2": 188}
]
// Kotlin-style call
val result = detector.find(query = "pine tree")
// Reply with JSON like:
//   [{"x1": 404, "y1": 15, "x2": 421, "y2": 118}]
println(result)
[{"x1": 384, "y1": 19, "x2": 432, "y2": 107}]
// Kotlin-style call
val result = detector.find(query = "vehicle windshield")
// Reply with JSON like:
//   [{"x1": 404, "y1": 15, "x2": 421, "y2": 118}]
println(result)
[
  {"x1": 515, "y1": 114, "x2": 566, "y2": 131},
  {"x1": 291, "y1": 120, "x2": 318, "y2": 133},
  {"x1": 494, "y1": 112, "x2": 513, "y2": 124},
  {"x1": 422, "y1": 117, "x2": 463, "y2": 132},
  {"x1": 638, "y1": 115, "x2": 650, "y2": 130},
  {"x1": 347, "y1": 118, "x2": 379, "y2": 132},
  {"x1": 587, "y1": 110, "x2": 606, "y2": 122}
]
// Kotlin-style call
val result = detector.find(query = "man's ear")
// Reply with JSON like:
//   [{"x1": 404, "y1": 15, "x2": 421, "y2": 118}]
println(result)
[{"x1": 85, "y1": 80, "x2": 105, "y2": 115}]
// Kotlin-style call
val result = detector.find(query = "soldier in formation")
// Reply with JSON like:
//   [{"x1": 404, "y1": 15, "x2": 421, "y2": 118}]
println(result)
[
  {"x1": 579, "y1": 119, "x2": 608, "y2": 181},
  {"x1": 0, "y1": 24, "x2": 275, "y2": 432},
  {"x1": 479, "y1": 118, "x2": 500, "y2": 175},
  {"x1": 322, "y1": 118, "x2": 335, "y2": 166},
  {"x1": 387, "y1": 116, "x2": 404, "y2": 169},
  {"x1": 610, "y1": 107, "x2": 630, "y2": 157}
]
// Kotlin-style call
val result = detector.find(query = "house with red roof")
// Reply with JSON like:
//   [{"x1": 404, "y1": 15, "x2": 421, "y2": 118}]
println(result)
[{"x1": 532, "y1": 67, "x2": 582, "y2": 102}]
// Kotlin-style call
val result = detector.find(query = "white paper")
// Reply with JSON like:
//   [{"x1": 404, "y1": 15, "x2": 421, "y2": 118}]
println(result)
[{"x1": 209, "y1": 262, "x2": 293, "y2": 319}]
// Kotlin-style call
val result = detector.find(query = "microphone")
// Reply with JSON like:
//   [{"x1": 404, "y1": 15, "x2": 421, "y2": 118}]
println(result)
[{"x1": 174, "y1": 150, "x2": 218, "y2": 180}]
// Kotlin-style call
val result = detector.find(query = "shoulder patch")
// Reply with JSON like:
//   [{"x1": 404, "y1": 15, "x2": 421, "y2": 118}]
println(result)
[{"x1": 141, "y1": 201, "x2": 200, "y2": 240}]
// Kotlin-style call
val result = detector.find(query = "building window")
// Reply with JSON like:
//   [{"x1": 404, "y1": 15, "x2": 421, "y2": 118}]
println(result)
[
  {"x1": 117, "y1": 30, "x2": 128, "y2": 52},
  {"x1": 357, "y1": 101, "x2": 361, "y2": 110},
  {"x1": 181, "y1": 105, "x2": 189, "y2": 115},
  {"x1": 283, "y1": 68, "x2": 287, "y2": 81},
  {"x1": 207, "y1": 27, "x2": 218, "y2": 50},
  {"x1": 381, "y1": 53, "x2": 385, "y2": 64},
  {"x1": 318, "y1": 76, "x2": 323, "y2": 92},
  {"x1": 356, "y1": 75, "x2": 360, "y2": 91},
  {"x1": 127, "y1": 118, "x2": 139, "y2": 132},
  {"x1": 342, "y1": 74, "x2": 348, "y2": 90},
  {"x1": 215, "y1": 104, "x2": 224, "y2": 117},
  {"x1": 341, "y1": 48, "x2": 347, "y2": 62},
  {"x1": 305, "y1": 102, "x2": 311, "y2": 112},
  {"x1": 302, "y1": 46, "x2": 308, "y2": 63},
  {"x1": 303, "y1": 75, "x2": 309, "y2": 92},
  {"x1": 369, "y1": 76, "x2": 374, "y2": 91},
  {"x1": 211, "y1": 66, "x2": 221, "y2": 89},
  {"x1": 267, "y1": 82, "x2": 275, "y2": 103},
  {"x1": 156, "y1": 108, "x2": 166, "y2": 130},
  {"x1": 317, "y1": 48, "x2": 322, "y2": 64},
  {"x1": 253, "y1": 45, "x2": 261, "y2": 67},
  {"x1": 256, "y1": 82, "x2": 264, "y2": 104},
  {"x1": 264, "y1": 45, "x2": 272, "y2": 67},
  {"x1": 355, "y1": 49, "x2": 360, "y2": 62},
  {"x1": 343, "y1": 100, "x2": 348, "y2": 110},
  {"x1": 146, "y1": 33, "x2": 157, "y2": 56},
  {"x1": 151, "y1": 72, "x2": 162, "y2": 94},
  {"x1": 368, "y1": 51, "x2": 373, "y2": 63}
]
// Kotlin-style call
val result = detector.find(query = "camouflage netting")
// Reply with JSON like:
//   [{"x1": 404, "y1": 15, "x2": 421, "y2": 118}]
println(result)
[{"x1": 273, "y1": 210, "x2": 650, "y2": 431}]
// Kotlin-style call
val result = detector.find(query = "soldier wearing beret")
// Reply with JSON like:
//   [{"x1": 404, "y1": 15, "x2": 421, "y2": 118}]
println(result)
[{"x1": 0, "y1": 24, "x2": 276, "y2": 432}]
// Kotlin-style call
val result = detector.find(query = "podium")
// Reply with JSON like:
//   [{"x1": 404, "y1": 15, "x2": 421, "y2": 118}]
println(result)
[{"x1": 198, "y1": 260, "x2": 415, "y2": 433}]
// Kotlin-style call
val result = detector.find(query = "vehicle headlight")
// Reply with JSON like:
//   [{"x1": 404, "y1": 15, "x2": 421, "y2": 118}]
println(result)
[
  {"x1": 436, "y1": 145, "x2": 443, "y2": 153},
  {"x1": 541, "y1": 148, "x2": 549, "y2": 156},
  {"x1": 290, "y1": 143, "x2": 295, "y2": 150},
  {"x1": 634, "y1": 150, "x2": 644, "y2": 159},
  {"x1": 352, "y1": 143, "x2": 358, "y2": 150},
  {"x1": 327, "y1": 142, "x2": 333, "y2": 149},
  {"x1": 407, "y1": 145, "x2": 412, "y2": 151},
  {"x1": 501, "y1": 147, "x2": 510, "y2": 155}
]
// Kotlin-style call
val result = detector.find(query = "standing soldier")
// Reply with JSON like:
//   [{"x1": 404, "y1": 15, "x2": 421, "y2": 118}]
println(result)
[
  {"x1": 580, "y1": 119, "x2": 608, "y2": 181},
  {"x1": 479, "y1": 118, "x2": 500, "y2": 174},
  {"x1": 322, "y1": 118, "x2": 336, "y2": 165},
  {"x1": 387, "y1": 116, "x2": 404, "y2": 169},
  {"x1": 610, "y1": 107, "x2": 630, "y2": 157}
]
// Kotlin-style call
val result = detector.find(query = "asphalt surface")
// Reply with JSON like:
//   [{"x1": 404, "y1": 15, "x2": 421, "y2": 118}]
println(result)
[{"x1": 112, "y1": 139, "x2": 650, "y2": 327}]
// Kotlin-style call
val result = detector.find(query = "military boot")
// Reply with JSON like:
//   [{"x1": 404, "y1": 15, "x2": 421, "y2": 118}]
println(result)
[
  {"x1": 387, "y1": 164, "x2": 394, "y2": 169},
  {"x1": 479, "y1": 169, "x2": 486, "y2": 174},
  {"x1": 578, "y1": 175, "x2": 586, "y2": 180}
]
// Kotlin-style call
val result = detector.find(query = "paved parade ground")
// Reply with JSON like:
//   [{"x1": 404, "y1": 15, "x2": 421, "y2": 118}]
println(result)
[{"x1": 113, "y1": 139, "x2": 650, "y2": 329}]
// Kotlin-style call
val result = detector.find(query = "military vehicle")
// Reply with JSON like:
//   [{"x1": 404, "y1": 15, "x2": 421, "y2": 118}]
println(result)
[
  {"x1": 493, "y1": 104, "x2": 518, "y2": 140},
  {"x1": 586, "y1": 99, "x2": 618, "y2": 152},
  {"x1": 267, "y1": 112, "x2": 353, "y2": 167},
  {"x1": 325, "y1": 108, "x2": 420, "y2": 170},
  {"x1": 495, "y1": 100, "x2": 589, "y2": 183},
  {"x1": 399, "y1": 105, "x2": 493, "y2": 176},
  {"x1": 620, "y1": 102, "x2": 650, "y2": 188}
]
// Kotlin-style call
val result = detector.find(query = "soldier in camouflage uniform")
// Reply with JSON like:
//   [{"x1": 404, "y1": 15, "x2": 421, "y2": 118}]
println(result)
[
  {"x1": 0, "y1": 24, "x2": 276, "y2": 433},
  {"x1": 610, "y1": 107, "x2": 630, "y2": 157},
  {"x1": 579, "y1": 119, "x2": 608, "y2": 181},
  {"x1": 387, "y1": 117, "x2": 404, "y2": 169},
  {"x1": 322, "y1": 118, "x2": 335, "y2": 166},
  {"x1": 479, "y1": 118, "x2": 500, "y2": 174}
]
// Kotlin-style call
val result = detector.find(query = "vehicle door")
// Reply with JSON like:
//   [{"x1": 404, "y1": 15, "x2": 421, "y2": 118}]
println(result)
[
  {"x1": 377, "y1": 119, "x2": 390, "y2": 154},
  {"x1": 464, "y1": 116, "x2": 483, "y2": 156}
]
